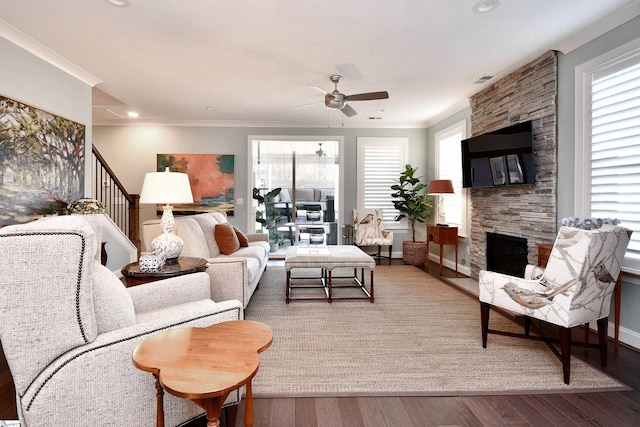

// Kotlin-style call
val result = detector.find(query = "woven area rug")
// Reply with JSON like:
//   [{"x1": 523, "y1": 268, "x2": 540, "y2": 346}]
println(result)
[{"x1": 245, "y1": 264, "x2": 629, "y2": 397}]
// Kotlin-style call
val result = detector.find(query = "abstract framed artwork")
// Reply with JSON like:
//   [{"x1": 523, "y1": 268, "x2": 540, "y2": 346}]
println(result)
[
  {"x1": 157, "y1": 153, "x2": 235, "y2": 215},
  {"x1": 0, "y1": 95, "x2": 85, "y2": 227}
]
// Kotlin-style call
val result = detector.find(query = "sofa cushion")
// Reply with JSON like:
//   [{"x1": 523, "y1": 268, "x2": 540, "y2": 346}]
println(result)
[
  {"x1": 173, "y1": 218, "x2": 211, "y2": 258},
  {"x1": 280, "y1": 188, "x2": 291, "y2": 202},
  {"x1": 192, "y1": 213, "x2": 222, "y2": 257},
  {"x1": 92, "y1": 261, "x2": 136, "y2": 334},
  {"x1": 295, "y1": 188, "x2": 315, "y2": 201},
  {"x1": 215, "y1": 223, "x2": 240, "y2": 255},
  {"x1": 234, "y1": 226, "x2": 249, "y2": 247}
]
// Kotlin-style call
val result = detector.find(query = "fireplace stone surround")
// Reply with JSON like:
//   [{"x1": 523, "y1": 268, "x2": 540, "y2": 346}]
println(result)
[{"x1": 468, "y1": 51, "x2": 558, "y2": 280}]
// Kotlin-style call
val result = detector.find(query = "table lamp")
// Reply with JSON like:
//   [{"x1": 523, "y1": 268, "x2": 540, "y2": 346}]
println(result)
[
  {"x1": 427, "y1": 179, "x2": 454, "y2": 226},
  {"x1": 139, "y1": 168, "x2": 194, "y2": 260}
]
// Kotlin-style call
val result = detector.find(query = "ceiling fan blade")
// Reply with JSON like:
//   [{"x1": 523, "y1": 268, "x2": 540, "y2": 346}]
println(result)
[
  {"x1": 308, "y1": 85, "x2": 329, "y2": 95},
  {"x1": 289, "y1": 100, "x2": 323, "y2": 110},
  {"x1": 345, "y1": 91, "x2": 389, "y2": 101},
  {"x1": 341, "y1": 104, "x2": 357, "y2": 117}
]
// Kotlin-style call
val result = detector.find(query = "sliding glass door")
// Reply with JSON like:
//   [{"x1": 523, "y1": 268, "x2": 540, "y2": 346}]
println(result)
[{"x1": 249, "y1": 137, "x2": 343, "y2": 256}]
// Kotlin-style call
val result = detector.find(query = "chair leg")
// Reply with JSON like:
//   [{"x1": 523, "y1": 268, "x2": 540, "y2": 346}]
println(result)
[
  {"x1": 597, "y1": 317, "x2": 608, "y2": 368},
  {"x1": 388, "y1": 245, "x2": 392, "y2": 264},
  {"x1": 558, "y1": 326, "x2": 572, "y2": 385},
  {"x1": 524, "y1": 316, "x2": 531, "y2": 336},
  {"x1": 480, "y1": 302, "x2": 490, "y2": 348},
  {"x1": 377, "y1": 245, "x2": 382, "y2": 265}
]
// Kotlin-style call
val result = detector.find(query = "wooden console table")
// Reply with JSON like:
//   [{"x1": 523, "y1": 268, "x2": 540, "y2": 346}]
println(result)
[
  {"x1": 537, "y1": 242, "x2": 622, "y2": 349},
  {"x1": 427, "y1": 225, "x2": 458, "y2": 277}
]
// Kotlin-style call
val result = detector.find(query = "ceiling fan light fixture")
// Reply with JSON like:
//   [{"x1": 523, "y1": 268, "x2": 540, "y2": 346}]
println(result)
[
  {"x1": 473, "y1": 0, "x2": 500, "y2": 14},
  {"x1": 316, "y1": 143, "x2": 326, "y2": 157}
]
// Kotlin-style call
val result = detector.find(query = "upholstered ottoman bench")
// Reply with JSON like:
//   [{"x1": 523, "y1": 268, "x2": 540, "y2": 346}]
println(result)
[{"x1": 284, "y1": 245, "x2": 375, "y2": 303}]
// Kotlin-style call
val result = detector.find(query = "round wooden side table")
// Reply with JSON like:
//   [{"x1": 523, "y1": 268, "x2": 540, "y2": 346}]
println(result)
[{"x1": 121, "y1": 256, "x2": 208, "y2": 287}]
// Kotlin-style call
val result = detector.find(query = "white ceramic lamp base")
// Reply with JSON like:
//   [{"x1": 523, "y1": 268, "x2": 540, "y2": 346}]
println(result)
[{"x1": 151, "y1": 205, "x2": 183, "y2": 260}]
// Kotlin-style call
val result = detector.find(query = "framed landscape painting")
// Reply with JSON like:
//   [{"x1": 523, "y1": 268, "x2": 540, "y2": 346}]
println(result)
[
  {"x1": 157, "y1": 153, "x2": 235, "y2": 215},
  {"x1": 0, "y1": 95, "x2": 85, "y2": 226}
]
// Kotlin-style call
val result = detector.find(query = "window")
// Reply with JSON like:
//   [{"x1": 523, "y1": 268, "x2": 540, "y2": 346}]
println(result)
[
  {"x1": 356, "y1": 137, "x2": 408, "y2": 228},
  {"x1": 576, "y1": 39, "x2": 640, "y2": 274},
  {"x1": 435, "y1": 120, "x2": 468, "y2": 236}
]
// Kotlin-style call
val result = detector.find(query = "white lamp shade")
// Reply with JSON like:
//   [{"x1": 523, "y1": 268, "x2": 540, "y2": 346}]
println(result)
[{"x1": 139, "y1": 169, "x2": 194, "y2": 204}]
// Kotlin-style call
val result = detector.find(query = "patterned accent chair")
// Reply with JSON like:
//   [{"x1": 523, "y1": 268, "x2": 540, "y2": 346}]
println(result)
[
  {"x1": 352, "y1": 209, "x2": 393, "y2": 265},
  {"x1": 0, "y1": 216, "x2": 244, "y2": 426},
  {"x1": 479, "y1": 225, "x2": 632, "y2": 384}
]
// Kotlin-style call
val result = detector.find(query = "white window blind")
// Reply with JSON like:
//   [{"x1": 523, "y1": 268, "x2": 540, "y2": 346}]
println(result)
[
  {"x1": 435, "y1": 121, "x2": 467, "y2": 234},
  {"x1": 436, "y1": 122, "x2": 466, "y2": 231},
  {"x1": 589, "y1": 58, "x2": 640, "y2": 272},
  {"x1": 356, "y1": 137, "x2": 408, "y2": 226}
]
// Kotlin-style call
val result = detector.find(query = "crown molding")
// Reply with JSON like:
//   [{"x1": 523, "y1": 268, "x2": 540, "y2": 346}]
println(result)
[
  {"x1": 92, "y1": 118, "x2": 428, "y2": 129},
  {"x1": 0, "y1": 19, "x2": 102, "y2": 87}
]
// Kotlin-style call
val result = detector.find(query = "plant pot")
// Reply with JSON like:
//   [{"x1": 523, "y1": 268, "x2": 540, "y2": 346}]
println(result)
[
  {"x1": 402, "y1": 241, "x2": 428, "y2": 265},
  {"x1": 269, "y1": 242, "x2": 279, "y2": 253}
]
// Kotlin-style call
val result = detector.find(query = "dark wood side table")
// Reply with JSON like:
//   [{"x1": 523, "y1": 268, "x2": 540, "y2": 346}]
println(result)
[
  {"x1": 427, "y1": 225, "x2": 458, "y2": 277},
  {"x1": 537, "y1": 242, "x2": 622, "y2": 350},
  {"x1": 121, "y1": 256, "x2": 208, "y2": 287}
]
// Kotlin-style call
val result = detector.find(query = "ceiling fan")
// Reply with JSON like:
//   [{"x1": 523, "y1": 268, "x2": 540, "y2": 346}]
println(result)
[{"x1": 308, "y1": 75, "x2": 389, "y2": 117}]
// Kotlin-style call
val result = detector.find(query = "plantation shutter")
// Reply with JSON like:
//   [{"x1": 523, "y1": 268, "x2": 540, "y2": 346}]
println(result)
[
  {"x1": 590, "y1": 59, "x2": 640, "y2": 272},
  {"x1": 357, "y1": 137, "x2": 408, "y2": 226}
]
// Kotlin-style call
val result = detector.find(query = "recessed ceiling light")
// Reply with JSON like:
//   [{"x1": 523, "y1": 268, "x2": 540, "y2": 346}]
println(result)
[
  {"x1": 473, "y1": 0, "x2": 500, "y2": 14},
  {"x1": 206, "y1": 106, "x2": 217, "y2": 111},
  {"x1": 375, "y1": 109, "x2": 385, "y2": 113},
  {"x1": 127, "y1": 111, "x2": 139, "y2": 118},
  {"x1": 105, "y1": 0, "x2": 129, "y2": 7}
]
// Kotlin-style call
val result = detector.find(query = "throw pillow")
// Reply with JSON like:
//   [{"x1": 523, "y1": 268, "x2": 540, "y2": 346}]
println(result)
[
  {"x1": 234, "y1": 226, "x2": 249, "y2": 247},
  {"x1": 92, "y1": 261, "x2": 136, "y2": 334},
  {"x1": 214, "y1": 223, "x2": 240, "y2": 254},
  {"x1": 560, "y1": 217, "x2": 620, "y2": 230}
]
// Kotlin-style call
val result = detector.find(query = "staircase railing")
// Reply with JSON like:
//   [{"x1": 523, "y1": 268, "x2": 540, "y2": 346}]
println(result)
[{"x1": 91, "y1": 146, "x2": 140, "y2": 253}]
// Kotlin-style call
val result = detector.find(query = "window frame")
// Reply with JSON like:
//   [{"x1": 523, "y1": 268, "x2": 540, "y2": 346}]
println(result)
[
  {"x1": 356, "y1": 137, "x2": 408, "y2": 230},
  {"x1": 434, "y1": 120, "x2": 469, "y2": 237},
  {"x1": 575, "y1": 37, "x2": 640, "y2": 275}
]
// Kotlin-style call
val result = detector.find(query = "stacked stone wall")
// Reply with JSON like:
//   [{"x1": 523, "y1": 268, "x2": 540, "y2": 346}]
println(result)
[{"x1": 469, "y1": 51, "x2": 558, "y2": 280}]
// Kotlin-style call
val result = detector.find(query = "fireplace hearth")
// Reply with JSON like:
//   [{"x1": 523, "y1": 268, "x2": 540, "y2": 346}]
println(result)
[{"x1": 486, "y1": 232, "x2": 528, "y2": 277}]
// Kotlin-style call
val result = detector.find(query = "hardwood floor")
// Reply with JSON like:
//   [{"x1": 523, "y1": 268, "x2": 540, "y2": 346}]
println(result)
[{"x1": 2, "y1": 260, "x2": 639, "y2": 426}]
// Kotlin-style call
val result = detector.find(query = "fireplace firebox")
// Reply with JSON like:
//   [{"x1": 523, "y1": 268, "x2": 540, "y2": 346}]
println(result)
[{"x1": 486, "y1": 232, "x2": 528, "y2": 277}]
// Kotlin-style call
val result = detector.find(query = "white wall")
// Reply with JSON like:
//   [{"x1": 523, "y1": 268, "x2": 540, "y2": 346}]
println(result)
[
  {"x1": 92, "y1": 125, "x2": 428, "y2": 251},
  {"x1": 0, "y1": 37, "x2": 92, "y2": 192}
]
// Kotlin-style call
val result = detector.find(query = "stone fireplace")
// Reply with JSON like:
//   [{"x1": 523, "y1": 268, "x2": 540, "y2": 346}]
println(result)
[{"x1": 468, "y1": 51, "x2": 558, "y2": 280}]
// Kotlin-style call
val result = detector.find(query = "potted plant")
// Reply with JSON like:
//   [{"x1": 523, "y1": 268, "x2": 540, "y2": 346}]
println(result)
[
  {"x1": 268, "y1": 227, "x2": 286, "y2": 252},
  {"x1": 252, "y1": 187, "x2": 281, "y2": 231},
  {"x1": 391, "y1": 164, "x2": 433, "y2": 265}
]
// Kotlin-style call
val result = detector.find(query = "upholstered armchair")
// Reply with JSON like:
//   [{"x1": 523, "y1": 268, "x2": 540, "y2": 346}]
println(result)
[
  {"x1": 0, "y1": 216, "x2": 244, "y2": 426},
  {"x1": 479, "y1": 225, "x2": 632, "y2": 384},
  {"x1": 352, "y1": 209, "x2": 393, "y2": 264}
]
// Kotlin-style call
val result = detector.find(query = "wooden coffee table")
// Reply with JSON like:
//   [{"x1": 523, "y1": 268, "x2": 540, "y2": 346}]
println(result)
[{"x1": 132, "y1": 320, "x2": 273, "y2": 427}]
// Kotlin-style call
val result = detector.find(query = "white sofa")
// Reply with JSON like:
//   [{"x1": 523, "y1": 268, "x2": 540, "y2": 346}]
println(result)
[{"x1": 142, "y1": 212, "x2": 269, "y2": 308}]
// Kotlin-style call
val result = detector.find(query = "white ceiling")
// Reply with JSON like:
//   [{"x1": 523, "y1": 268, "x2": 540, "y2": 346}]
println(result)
[{"x1": 1, "y1": 0, "x2": 639, "y2": 128}]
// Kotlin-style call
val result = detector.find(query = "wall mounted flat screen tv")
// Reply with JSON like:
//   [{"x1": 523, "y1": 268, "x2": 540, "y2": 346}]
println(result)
[{"x1": 461, "y1": 121, "x2": 534, "y2": 188}]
